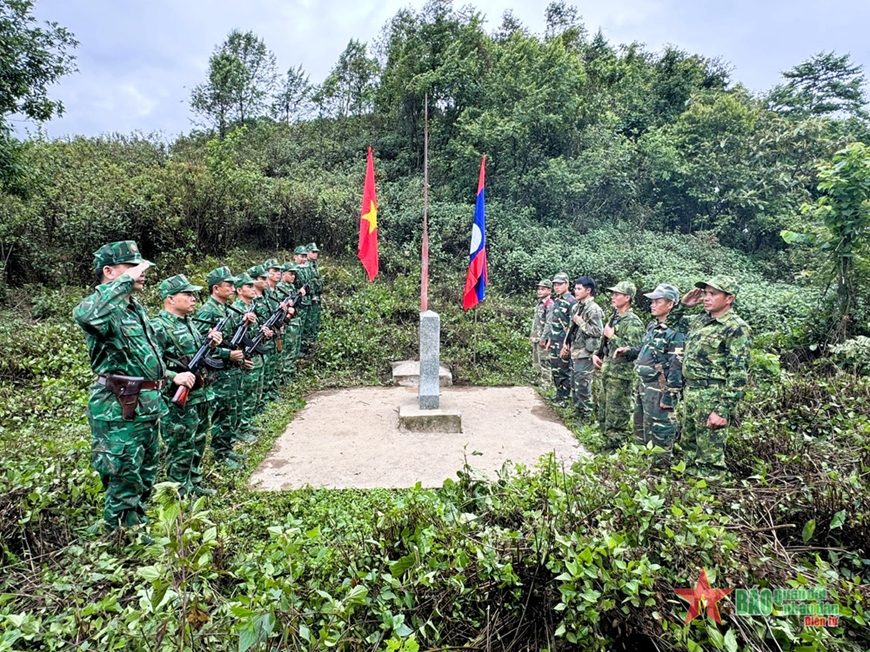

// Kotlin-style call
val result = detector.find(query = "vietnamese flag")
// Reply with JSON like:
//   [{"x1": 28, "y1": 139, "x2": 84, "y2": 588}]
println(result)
[
  {"x1": 462, "y1": 156, "x2": 488, "y2": 310},
  {"x1": 358, "y1": 146, "x2": 379, "y2": 281}
]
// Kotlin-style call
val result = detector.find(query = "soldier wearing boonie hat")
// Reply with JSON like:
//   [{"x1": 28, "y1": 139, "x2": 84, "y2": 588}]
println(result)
[
  {"x1": 544, "y1": 273, "x2": 577, "y2": 406},
  {"x1": 305, "y1": 242, "x2": 324, "y2": 345},
  {"x1": 593, "y1": 280, "x2": 645, "y2": 449},
  {"x1": 195, "y1": 267, "x2": 244, "y2": 471},
  {"x1": 678, "y1": 275, "x2": 751, "y2": 479},
  {"x1": 530, "y1": 279, "x2": 555, "y2": 388},
  {"x1": 74, "y1": 241, "x2": 166, "y2": 533},
  {"x1": 614, "y1": 283, "x2": 684, "y2": 465},
  {"x1": 150, "y1": 275, "x2": 220, "y2": 497},
  {"x1": 563, "y1": 276, "x2": 604, "y2": 423}
]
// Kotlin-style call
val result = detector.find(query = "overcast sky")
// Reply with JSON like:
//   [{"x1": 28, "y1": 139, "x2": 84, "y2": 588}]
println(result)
[{"x1": 13, "y1": 0, "x2": 870, "y2": 139}]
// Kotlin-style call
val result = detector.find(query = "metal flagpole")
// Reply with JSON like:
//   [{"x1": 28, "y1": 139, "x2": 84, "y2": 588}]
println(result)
[{"x1": 421, "y1": 93, "x2": 429, "y2": 313}]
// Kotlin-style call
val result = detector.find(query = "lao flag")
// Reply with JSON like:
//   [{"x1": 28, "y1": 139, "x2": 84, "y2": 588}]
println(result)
[{"x1": 462, "y1": 156, "x2": 488, "y2": 310}]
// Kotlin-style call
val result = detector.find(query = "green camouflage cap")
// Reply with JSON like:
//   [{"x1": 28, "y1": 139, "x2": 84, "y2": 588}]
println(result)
[
  {"x1": 263, "y1": 257, "x2": 282, "y2": 271},
  {"x1": 607, "y1": 280, "x2": 637, "y2": 298},
  {"x1": 92, "y1": 240, "x2": 149, "y2": 272},
  {"x1": 306, "y1": 242, "x2": 319, "y2": 252},
  {"x1": 281, "y1": 262, "x2": 294, "y2": 272},
  {"x1": 551, "y1": 272, "x2": 570, "y2": 284},
  {"x1": 159, "y1": 274, "x2": 202, "y2": 299},
  {"x1": 537, "y1": 279, "x2": 553, "y2": 289},
  {"x1": 644, "y1": 283, "x2": 680, "y2": 303},
  {"x1": 293, "y1": 245, "x2": 308, "y2": 255},
  {"x1": 282, "y1": 263, "x2": 299, "y2": 274},
  {"x1": 247, "y1": 265, "x2": 267, "y2": 279},
  {"x1": 234, "y1": 272, "x2": 255, "y2": 288},
  {"x1": 206, "y1": 266, "x2": 239, "y2": 287},
  {"x1": 696, "y1": 275, "x2": 740, "y2": 297}
]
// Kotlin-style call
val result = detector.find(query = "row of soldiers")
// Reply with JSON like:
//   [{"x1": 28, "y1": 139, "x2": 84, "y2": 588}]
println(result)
[
  {"x1": 530, "y1": 273, "x2": 751, "y2": 477},
  {"x1": 73, "y1": 240, "x2": 325, "y2": 533}
]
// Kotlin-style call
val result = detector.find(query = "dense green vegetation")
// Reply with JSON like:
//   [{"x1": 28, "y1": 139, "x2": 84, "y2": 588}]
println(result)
[{"x1": 1, "y1": 0, "x2": 870, "y2": 650}]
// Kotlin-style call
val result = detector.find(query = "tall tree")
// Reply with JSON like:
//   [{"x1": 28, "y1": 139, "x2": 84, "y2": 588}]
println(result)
[
  {"x1": 272, "y1": 64, "x2": 313, "y2": 123},
  {"x1": 314, "y1": 40, "x2": 379, "y2": 118},
  {"x1": 767, "y1": 51, "x2": 868, "y2": 119},
  {"x1": 189, "y1": 30, "x2": 277, "y2": 135},
  {"x1": 0, "y1": 0, "x2": 77, "y2": 190}
]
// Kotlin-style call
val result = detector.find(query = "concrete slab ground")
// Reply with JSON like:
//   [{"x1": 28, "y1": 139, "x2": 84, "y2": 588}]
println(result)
[{"x1": 249, "y1": 385, "x2": 586, "y2": 490}]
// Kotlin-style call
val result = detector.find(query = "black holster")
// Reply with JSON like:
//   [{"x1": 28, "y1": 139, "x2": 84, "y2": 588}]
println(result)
[{"x1": 105, "y1": 375, "x2": 143, "y2": 421}]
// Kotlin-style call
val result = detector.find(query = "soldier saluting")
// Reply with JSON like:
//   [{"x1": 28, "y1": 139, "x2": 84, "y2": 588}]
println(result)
[{"x1": 73, "y1": 241, "x2": 166, "y2": 532}]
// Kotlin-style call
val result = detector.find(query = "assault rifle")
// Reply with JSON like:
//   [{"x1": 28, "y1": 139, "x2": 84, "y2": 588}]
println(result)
[
  {"x1": 244, "y1": 285, "x2": 308, "y2": 357},
  {"x1": 596, "y1": 308, "x2": 619, "y2": 360},
  {"x1": 173, "y1": 313, "x2": 231, "y2": 408},
  {"x1": 228, "y1": 302, "x2": 267, "y2": 356}
]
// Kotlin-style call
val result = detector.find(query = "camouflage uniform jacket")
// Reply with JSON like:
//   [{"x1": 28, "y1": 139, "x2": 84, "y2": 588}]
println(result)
[
  {"x1": 307, "y1": 260, "x2": 323, "y2": 300},
  {"x1": 682, "y1": 309, "x2": 751, "y2": 419},
  {"x1": 276, "y1": 281, "x2": 297, "y2": 299},
  {"x1": 73, "y1": 274, "x2": 167, "y2": 422},
  {"x1": 623, "y1": 318, "x2": 685, "y2": 408},
  {"x1": 230, "y1": 298, "x2": 265, "y2": 355},
  {"x1": 194, "y1": 298, "x2": 236, "y2": 363},
  {"x1": 530, "y1": 296, "x2": 553, "y2": 342},
  {"x1": 150, "y1": 310, "x2": 215, "y2": 406},
  {"x1": 253, "y1": 293, "x2": 277, "y2": 353},
  {"x1": 599, "y1": 309, "x2": 645, "y2": 380},
  {"x1": 294, "y1": 264, "x2": 313, "y2": 306},
  {"x1": 543, "y1": 292, "x2": 577, "y2": 345},
  {"x1": 568, "y1": 296, "x2": 604, "y2": 360}
]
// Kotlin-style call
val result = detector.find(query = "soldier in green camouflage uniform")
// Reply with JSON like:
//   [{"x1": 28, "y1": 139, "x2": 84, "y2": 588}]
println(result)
[
  {"x1": 263, "y1": 258, "x2": 285, "y2": 398},
  {"x1": 615, "y1": 283, "x2": 684, "y2": 466},
  {"x1": 150, "y1": 275, "x2": 221, "y2": 496},
  {"x1": 530, "y1": 279, "x2": 554, "y2": 388},
  {"x1": 562, "y1": 276, "x2": 603, "y2": 423},
  {"x1": 234, "y1": 272, "x2": 268, "y2": 438},
  {"x1": 593, "y1": 281, "x2": 645, "y2": 450},
  {"x1": 278, "y1": 263, "x2": 303, "y2": 378},
  {"x1": 195, "y1": 266, "x2": 247, "y2": 470},
  {"x1": 73, "y1": 241, "x2": 167, "y2": 531},
  {"x1": 248, "y1": 265, "x2": 277, "y2": 409},
  {"x1": 293, "y1": 246, "x2": 313, "y2": 353},
  {"x1": 544, "y1": 273, "x2": 577, "y2": 407},
  {"x1": 306, "y1": 243, "x2": 324, "y2": 344},
  {"x1": 678, "y1": 276, "x2": 751, "y2": 479}
]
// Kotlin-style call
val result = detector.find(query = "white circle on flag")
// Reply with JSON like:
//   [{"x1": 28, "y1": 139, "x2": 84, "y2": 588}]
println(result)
[{"x1": 470, "y1": 224, "x2": 482, "y2": 254}]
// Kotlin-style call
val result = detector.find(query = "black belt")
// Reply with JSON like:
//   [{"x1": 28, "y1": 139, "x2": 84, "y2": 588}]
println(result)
[
  {"x1": 684, "y1": 378, "x2": 724, "y2": 388},
  {"x1": 97, "y1": 376, "x2": 166, "y2": 390}
]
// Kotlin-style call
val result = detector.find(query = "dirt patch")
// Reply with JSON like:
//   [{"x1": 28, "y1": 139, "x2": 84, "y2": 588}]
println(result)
[{"x1": 249, "y1": 385, "x2": 586, "y2": 490}]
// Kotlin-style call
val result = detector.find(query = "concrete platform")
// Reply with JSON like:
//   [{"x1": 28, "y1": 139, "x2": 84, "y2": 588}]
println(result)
[
  {"x1": 398, "y1": 403, "x2": 462, "y2": 433},
  {"x1": 249, "y1": 385, "x2": 586, "y2": 490},
  {"x1": 391, "y1": 359, "x2": 453, "y2": 387}
]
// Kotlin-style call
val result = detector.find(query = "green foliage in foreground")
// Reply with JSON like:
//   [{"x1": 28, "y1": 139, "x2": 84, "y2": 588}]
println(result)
[{"x1": 1, "y1": 259, "x2": 869, "y2": 651}]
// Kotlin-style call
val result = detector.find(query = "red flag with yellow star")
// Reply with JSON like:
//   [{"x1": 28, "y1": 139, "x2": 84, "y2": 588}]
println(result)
[{"x1": 358, "y1": 146, "x2": 379, "y2": 281}]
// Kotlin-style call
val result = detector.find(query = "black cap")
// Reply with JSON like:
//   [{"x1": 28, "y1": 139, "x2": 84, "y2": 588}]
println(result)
[{"x1": 574, "y1": 276, "x2": 596, "y2": 291}]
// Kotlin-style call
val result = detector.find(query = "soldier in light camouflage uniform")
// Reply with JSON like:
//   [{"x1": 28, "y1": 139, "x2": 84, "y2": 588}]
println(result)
[
  {"x1": 235, "y1": 272, "x2": 269, "y2": 439},
  {"x1": 306, "y1": 243, "x2": 324, "y2": 344},
  {"x1": 278, "y1": 263, "x2": 303, "y2": 378},
  {"x1": 593, "y1": 281, "x2": 645, "y2": 450},
  {"x1": 562, "y1": 276, "x2": 603, "y2": 423},
  {"x1": 529, "y1": 279, "x2": 554, "y2": 388},
  {"x1": 248, "y1": 265, "x2": 276, "y2": 411},
  {"x1": 544, "y1": 273, "x2": 576, "y2": 407},
  {"x1": 678, "y1": 276, "x2": 751, "y2": 479},
  {"x1": 293, "y1": 246, "x2": 313, "y2": 353},
  {"x1": 615, "y1": 283, "x2": 684, "y2": 466},
  {"x1": 150, "y1": 275, "x2": 222, "y2": 497},
  {"x1": 73, "y1": 241, "x2": 167, "y2": 531}
]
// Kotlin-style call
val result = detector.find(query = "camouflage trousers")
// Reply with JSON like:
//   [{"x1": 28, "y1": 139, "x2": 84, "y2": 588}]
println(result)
[
  {"x1": 531, "y1": 341, "x2": 551, "y2": 388},
  {"x1": 89, "y1": 416, "x2": 159, "y2": 530},
  {"x1": 258, "y1": 351, "x2": 277, "y2": 410},
  {"x1": 548, "y1": 342, "x2": 571, "y2": 401},
  {"x1": 571, "y1": 358, "x2": 595, "y2": 419},
  {"x1": 680, "y1": 386, "x2": 728, "y2": 478},
  {"x1": 162, "y1": 400, "x2": 210, "y2": 492},
  {"x1": 597, "y1": 374, "x2": 634, "y2": 450},
  {"x1": 210, "y1": 368, "x2": 241, "y2": 459},
  {"x1": 283, "y1": 318, "x2": 302, "y2": 379},
  {"x1": 633, "y1": 379, "x2": 679, "y2": 466},
  {"x1": 239, "y1": 356, "x2": 264, "y2": 439},
  {"x1": 305, "y1": 300, "x2": 322, "y2": 342}
]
